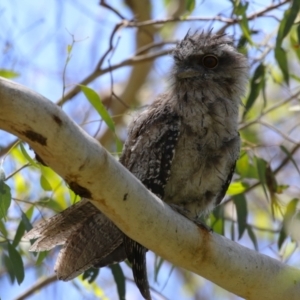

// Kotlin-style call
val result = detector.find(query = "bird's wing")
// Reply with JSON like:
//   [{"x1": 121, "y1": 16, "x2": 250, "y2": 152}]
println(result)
[
  {"x1": 119, "y1": 104, "x2": 181, "y2": 300},
  {"x1": 120, "y1": 105, "x2": 181, "y2": 198}
]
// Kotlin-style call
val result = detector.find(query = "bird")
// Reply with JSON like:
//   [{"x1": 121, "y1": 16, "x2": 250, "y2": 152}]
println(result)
[{"x1": 24, "y1": 31, "x2": 248, "y2": 300}]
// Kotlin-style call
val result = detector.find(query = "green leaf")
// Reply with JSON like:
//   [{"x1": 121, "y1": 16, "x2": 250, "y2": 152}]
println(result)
[
  {"x1": 7, "y1": 242, "x2": 24, "y2": 284},
  {"x1": 36, "y1": 251, "x2": 49, "y2": 265},
  {"x1": 154, "y1": 256, "x2": 164, "y2": 282},
  {"x1": 40, "y1": 174, "x2": 52, "y2": 191},
  {"x1": 236, "y1": 152, "x2": 258, "y2": 179},
  {"x1": 237, "y1": 35, "x2": 249, "y2": 55},
  {"x1": 247, "y1": 225, "x2": 258, "y2": 251},
  {"x1": 276, "y1": 184, "x2": 289, "y2": 194},
  {"x1": 109, "y1": 264, "x2": 126, "y2": 300},
  {"x1": 232, "y1": 2, "x2": 252, "y2": 44},
  {"x1": 233, "y1": 1, "x2": 248, "y2": 15},
  {"x1": 163, "y1": 0, "x2": 171, "y2": 7},
  {"x1": 185, "y1": 0, "x2": 195, "y2": 12},
  {"x1": 265, "y1": 165, "x2": 277, "y2": 196},
  {"x1": 276, "y1": 0, "x2": 300, "y2": 47},
  {"x1": 0, "y1": 180, "x2": 11, "y2": 219},
  {"x1": 22, "y1": 206, "x2": 34, "y2": 232},
  {"x1": 275, "y1": 47, "x2": 289, "y2": 85},
  {"x1": 82, "y1": 267, "x2": 99, "y2": 283},
  {"x1": 227, "y1": 181, "x2": 249, "y2": 196},
  {"x1": 212, "y1": 205, "x2": 224, "y2": 235},
  {"x1": 233, "y1": 194, "x2": 248, "y2": 239},
  {"x1": 81, "y1": 85, "x2": 122, "y2": 152},
  {"x1": 67, "y1": 44, "x2": 73, "y2": 54},
  {"x1": 290, "y1": 27, "x2": 300, "y2": 61},
  {"x1": 278, "y1": 226, "x2": 287, "y2": 250},
  {"x1": 278, "y1": 198, "x2": 299, "y2": 249},
  {"x1": 13, "y1": 207, "x2": 34, "y2": 246},
  {"x1": 19, "y1": 143, "x2": 38, "y2": 167},
  {"x1": 0, "y1": 219, "x2": 8, "y2": 237},
  {"x1": 39, "y1": 197, "x2": 63, "y2": 212},
  {"x1": 81, "y1": 85, "x2": 115, "y2": 132},
  {"x1": 243, "y1": 63, "x2": 265, "y2": 118},
  {"x1": 3, "y1": 254, "x2": 15, "y2": 283},
  {"x1": 255, "y1": 157, "x2": 269, "y2": 201},
  {"x1": 0, "y1": 69, "x2": 20, "y2": 79},
  {"x1": 230, "y1": 220, "x2": 235, "y2": 241},
  {"x1": 240, "y1": 13, "x2": 253, "y2": 45},
  {"x1": 0, "y1": 166, "x2": 5, "y2": 181},
  {"x1": 13, "y1": 220, "x2": 25, "y2": 247},
  {"x1": 273, "y1": 0, "x2": 300, "y2": 85},
  {"x1": 115, "y1": 137, "x2": 123, "y2": 154},
  {"x1": 297, "y1": 23, "x2": 300, "y2": 43},
  {"x1": 280, "y1": 145, "x2": 300, "y2": 175}
]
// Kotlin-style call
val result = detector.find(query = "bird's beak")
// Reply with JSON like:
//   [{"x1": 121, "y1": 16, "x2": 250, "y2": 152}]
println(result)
[{"x1": 176, "y1": 68, "x2": 198, "y2": 79}]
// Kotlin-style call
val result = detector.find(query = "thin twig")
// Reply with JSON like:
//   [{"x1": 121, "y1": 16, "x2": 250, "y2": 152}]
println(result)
[
  {"x1": 257, "y1": 120, "x2": 299, "y2": 145},
  {"x1": 223, "y1": 143, "x2": 300, "y2": 207},
  {"x1": 218, "y1": 0, "x2": 290, "y2": 34},
  {"x1": 14, "y1": 275, "x2": 57, "y2": 300},
  {"x1": 4, "y1": 163, "x2": 30, "y2": 181},
  {"x1": 135, "y1": 40, "x2": 177, "y2": 56},
  {"x1": 239, "y1": 89, "x2": 300, "y2": 130},
  {"x1": 122, "y1": 0, "x2": 290, "y2": 29},
  {"x1": 274, "y1": 143, "x2": 300, "y2": 175},
  {"x1": 56, "y1": 48, "x2": 170, "y2": 106},
  {"x1": 95, "y1": 23, "x2": 124, "y2": 71},
  {"x1": 122, "y1": 15, "x2": 236, "y2": 28},
  {"x1": 99, "y1": 0, "x2": 127, "y2": 20}
]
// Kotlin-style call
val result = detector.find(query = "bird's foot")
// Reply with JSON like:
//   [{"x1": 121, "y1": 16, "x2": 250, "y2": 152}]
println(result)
[{"x1": 169, "y1": 204, "x2": 212, "y2": 232}]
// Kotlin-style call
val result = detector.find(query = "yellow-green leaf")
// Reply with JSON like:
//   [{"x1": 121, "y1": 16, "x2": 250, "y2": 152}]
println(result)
[
  {"x1": 227, "y1": 181, "x2": 248, "y2": 196},
  {"x1": 0, "y1": 69, "x2": 20, "y2": 79},
  {"x1": 40, "y1": 174, "x2": 52, "y2": 191},
  {"x1": 80, "y1": 85, "x2": 115, "y2": 132},
  {"x1": 19, "y1": 143, "x2": 38, "y2": 167},
  {"x1": 67, "y1": 44, "x2": 73, "y2": 54}
]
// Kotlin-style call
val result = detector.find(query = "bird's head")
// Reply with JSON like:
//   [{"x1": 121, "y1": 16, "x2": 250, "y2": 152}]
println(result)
[{"x1": 172, "y1": 31, "x2": 248, "y2": 99}]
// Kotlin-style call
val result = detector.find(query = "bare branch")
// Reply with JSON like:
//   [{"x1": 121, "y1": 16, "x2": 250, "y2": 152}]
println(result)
[
  {"x1": 122, "y1": 15, "x2": 236, "y2": 28},
  {"x1": 14, "y1": 275, "x2": 57, "y2": 300}
]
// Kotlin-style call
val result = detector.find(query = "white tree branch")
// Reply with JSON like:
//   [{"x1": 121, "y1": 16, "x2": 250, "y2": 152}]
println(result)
[{"x1": 0, "y1": 78, "x2": 300, "y2": 300}]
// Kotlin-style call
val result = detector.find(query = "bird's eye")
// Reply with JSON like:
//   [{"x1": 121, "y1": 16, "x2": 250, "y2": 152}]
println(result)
[{"x1": 202, "y1": 55, "x2": 218, "y2": 69}]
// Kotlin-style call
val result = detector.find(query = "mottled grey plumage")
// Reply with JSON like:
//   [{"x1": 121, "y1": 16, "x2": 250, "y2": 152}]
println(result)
[{"x1": 24, "y1": 31, "x2": 248, "y2": 300}]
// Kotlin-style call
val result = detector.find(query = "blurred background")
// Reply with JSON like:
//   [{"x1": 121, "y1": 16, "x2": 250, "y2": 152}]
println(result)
[{"x1": 0, "y1": 0, "x2": 300, "y2": 299}]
